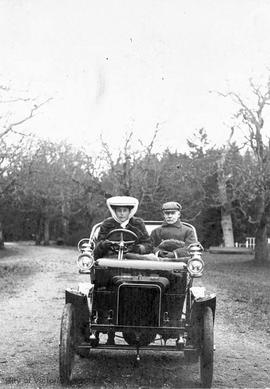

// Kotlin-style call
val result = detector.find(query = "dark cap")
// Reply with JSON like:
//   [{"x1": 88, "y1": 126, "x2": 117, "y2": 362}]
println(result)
[{"x1": 162, "y1": 201, "x2": 182, "y2": 211}]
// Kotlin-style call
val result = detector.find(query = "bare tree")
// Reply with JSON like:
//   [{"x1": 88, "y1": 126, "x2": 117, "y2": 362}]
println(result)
[
  {"x1": 222, "y1": 78, "x2": 270, "y2": 262},
  {"x1": 0, "y1": 83, "x2": 52, "y2": 247},
  {"x1": 99, "y1": 130, "x2": 163, "y2": 217},
  {"x1": 100, "y1": 132, "x2": 137, "y2": 196},
  {"x1": 216, "y1": 128, "x2": 235, "y2": 247}
]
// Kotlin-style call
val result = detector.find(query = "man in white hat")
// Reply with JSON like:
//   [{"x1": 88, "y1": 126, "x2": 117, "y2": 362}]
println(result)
[
  {"x1": 150, "y1": 201, "x2": 197, "y2": 259},
  {"x1": 94, "y1": 196, "x2": 152, "y2": 260}
]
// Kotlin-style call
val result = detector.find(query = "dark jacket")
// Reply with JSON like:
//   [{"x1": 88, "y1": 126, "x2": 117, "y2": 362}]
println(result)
[
  {"x1": 94, "y1": 216, "x2": 152, "y2": 259},
  {"x1": 150, "y1": 220, "x2": 197, "y2": 256}
]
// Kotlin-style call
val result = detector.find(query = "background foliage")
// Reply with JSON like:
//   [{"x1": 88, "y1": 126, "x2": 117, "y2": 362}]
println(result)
[
  {"x1": 0, "y1": 78, "x2": 269, "y2": 263},
  {"x1": 0, "y1": 132, "x2": 260, "y2": 247}
]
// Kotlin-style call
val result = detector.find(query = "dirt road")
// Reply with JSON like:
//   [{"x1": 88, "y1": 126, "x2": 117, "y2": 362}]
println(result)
[{"x1": 0, "y1": 243, "x2": 269, "y2": 388}]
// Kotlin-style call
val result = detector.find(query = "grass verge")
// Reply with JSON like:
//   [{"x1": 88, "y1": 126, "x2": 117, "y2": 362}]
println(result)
[{"x1": 203, "y1": 252, "x2": 270, "y2": 333}]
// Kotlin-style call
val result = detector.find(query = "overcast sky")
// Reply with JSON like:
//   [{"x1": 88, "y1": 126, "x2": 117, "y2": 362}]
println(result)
[{"x1": 1, "y1": 0, "x2": 270, "y2": 155}]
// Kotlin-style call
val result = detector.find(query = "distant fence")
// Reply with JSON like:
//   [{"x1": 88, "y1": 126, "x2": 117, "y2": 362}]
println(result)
[
  {"x1": 235, "y1": 237, "x2": 270, "y2": 249},
  {"x1": 245, "y1": 237, "x2": 256, "y2": 249}
]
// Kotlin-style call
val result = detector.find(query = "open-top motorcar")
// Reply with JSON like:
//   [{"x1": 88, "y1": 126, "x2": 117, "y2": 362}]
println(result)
[{"x1": 59, "y1": 220, "x2": 216, "y2": 387}]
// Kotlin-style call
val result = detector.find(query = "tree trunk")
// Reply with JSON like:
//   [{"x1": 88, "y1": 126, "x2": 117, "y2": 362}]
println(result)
[
  {"x1": 0, "y1": 220, "x2": 4, "y2": 248},
  {"x1": 35, "y1": 216, "x2": 42, "y2": 245},
  {"x1": 62, "y1": 218, "x2": 69, "y2": 244},
  {"x1": 221, "y1": 210, "x2": 234, "y2": 247},
  {"x1": 254, "y1": 220, "x2": 269, "y2": 264},
  {"x1": 61, "y1": 191, "x2": 69, "y2": 244},
  {"x1": 217, "y1": 153, "x2": 235, "y2": 247},
  {"x1": 44, "y1": 217, "x2": 50, "y2": 246}
]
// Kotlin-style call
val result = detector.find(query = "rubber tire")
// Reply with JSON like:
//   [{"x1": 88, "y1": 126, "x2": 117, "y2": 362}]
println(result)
[
  {"x1": 59, "y1": 303, "x2": 76, "y2": 384},
  {"x1": 122, "y1": 331, "x2": 156, "y2": 346},
  {"x1": 200, "y1": 306, "x2": 214, "y2": 388}
]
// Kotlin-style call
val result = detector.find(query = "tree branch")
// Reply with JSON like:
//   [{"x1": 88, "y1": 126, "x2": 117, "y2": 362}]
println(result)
[{"x1": 0, "y1": 97, "x2": 52, "y2": 139}]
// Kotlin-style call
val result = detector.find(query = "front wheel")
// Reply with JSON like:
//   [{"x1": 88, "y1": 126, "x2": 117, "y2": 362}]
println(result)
[
  {"x1": 200, "y1": 306, "x2": 214, "y2": 388},
  {"x1": 59, "y1": 303, "x2": 76, "y2": 384}
]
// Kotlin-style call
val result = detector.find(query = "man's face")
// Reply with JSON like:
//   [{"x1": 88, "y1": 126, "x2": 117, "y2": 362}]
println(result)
[
  {"x1": 163, "y1": 210, "x2": 180, "y2": 224},
  {"x1": 115, "y1": 206, "x2": 130, "y2": 222}
]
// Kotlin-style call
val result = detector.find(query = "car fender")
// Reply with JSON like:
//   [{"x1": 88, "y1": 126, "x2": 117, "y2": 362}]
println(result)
[
  {"x1": 77, "y1": 282, "x2": 94, "y2": 296},
  {"x1": 190, "y1": 286, "x2": 216, "y2": 321},
  {"x1": 65, "y1": 288, "x2": 91, "y2": 340}
]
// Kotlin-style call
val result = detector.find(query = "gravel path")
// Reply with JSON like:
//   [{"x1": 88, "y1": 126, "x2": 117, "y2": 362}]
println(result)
[{"x1": 0, "y1": 243, "x2": 269, "y2": 388}]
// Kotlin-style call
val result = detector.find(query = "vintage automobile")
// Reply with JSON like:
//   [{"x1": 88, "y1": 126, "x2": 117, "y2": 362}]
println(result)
[{"x1": 59, "y1": 220, "x2": 216, "y2": 387}]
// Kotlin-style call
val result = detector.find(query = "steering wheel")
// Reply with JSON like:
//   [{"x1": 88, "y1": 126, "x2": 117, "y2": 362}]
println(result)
[{"x1": 105, "y1": 228, "x2": 138, "y2": 260}]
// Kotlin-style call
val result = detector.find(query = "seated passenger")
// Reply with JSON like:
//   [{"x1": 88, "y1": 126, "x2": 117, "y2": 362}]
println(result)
[
  {"x1": 94, "y1": 196, "x2": 152, "y2": 260},
  {"x1": 93, "y1": 196, "x2": 152, "y2": 346},
  {"x1": 150, "y1": 201, "x2": 197, "y2": 259}
]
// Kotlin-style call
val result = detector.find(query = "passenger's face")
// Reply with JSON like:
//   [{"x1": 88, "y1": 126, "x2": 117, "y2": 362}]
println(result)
[
  {"x1": 115, "y1": 206, "x2": 130, "y2": 222},
  {"x1": 163, "y1": 210, "x2": 180, "y2": 224}
]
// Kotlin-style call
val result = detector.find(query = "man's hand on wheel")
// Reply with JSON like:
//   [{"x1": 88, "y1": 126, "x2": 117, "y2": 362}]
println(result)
[{"x1": 158, "y1": 250, "x2": 175, "y2": 258}]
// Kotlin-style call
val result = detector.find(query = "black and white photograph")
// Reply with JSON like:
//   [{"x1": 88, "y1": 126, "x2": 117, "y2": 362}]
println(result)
[{"x1": 0, "y1": 1, "x2": 270, "y2": 388}]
